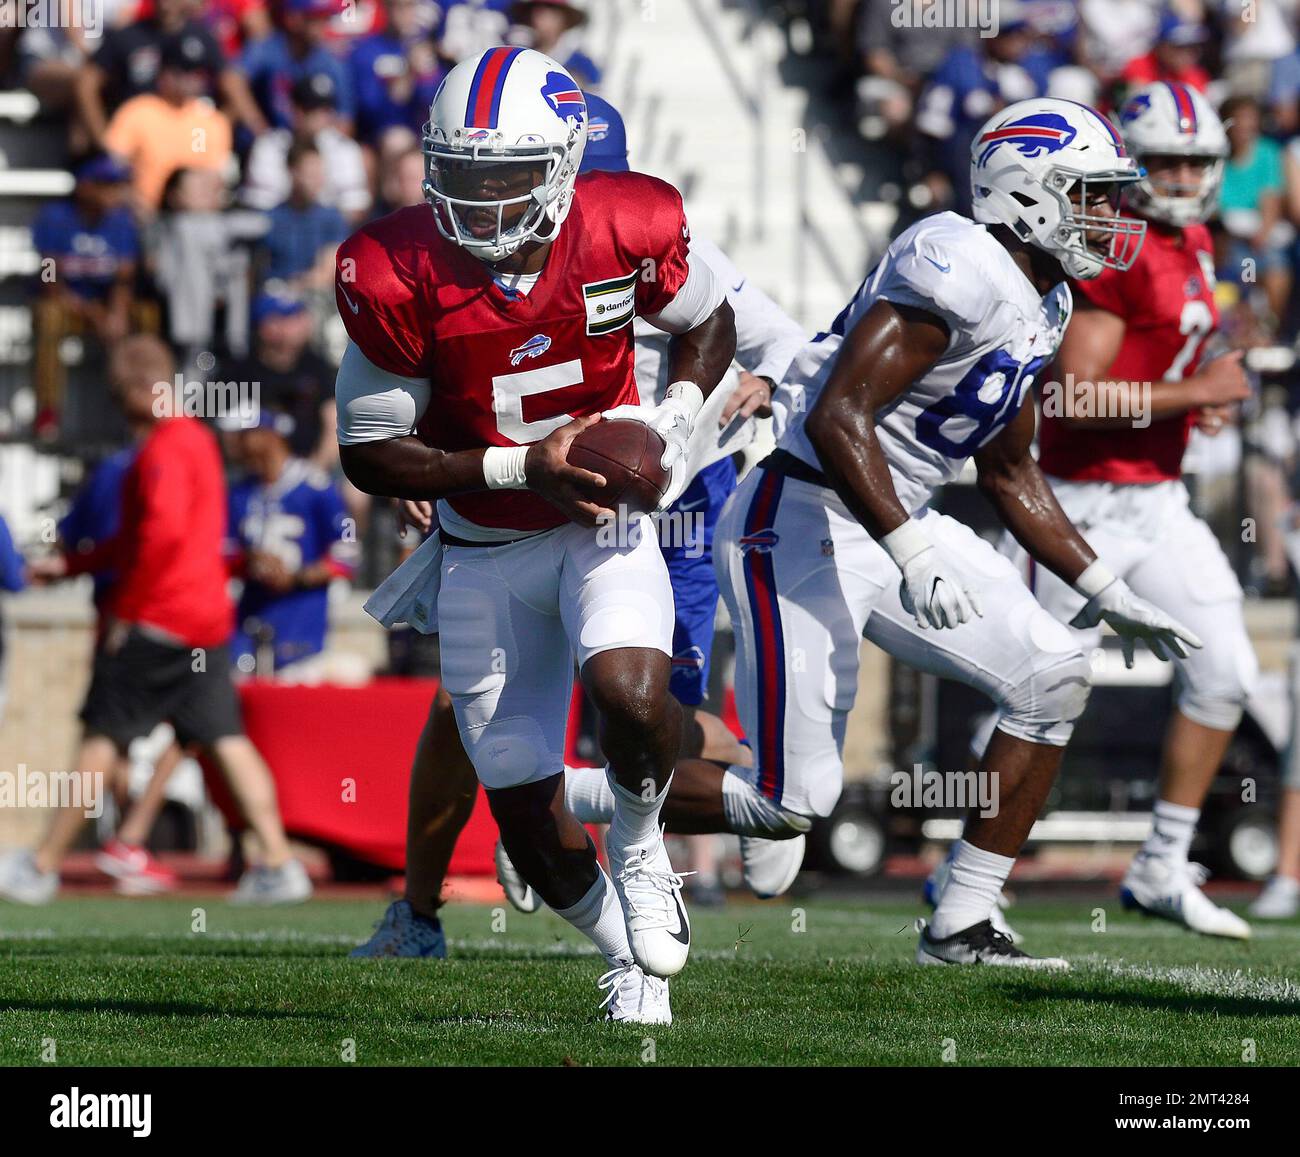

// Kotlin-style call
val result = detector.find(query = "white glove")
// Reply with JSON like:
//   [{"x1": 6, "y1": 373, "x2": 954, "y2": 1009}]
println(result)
[
  {"x1": 602, "y1": 380, "x2": 703, "y2": 509},
  {"x1": 881, "y1": 518, "x2": 983, "y2": 630},
  {"x1": 1068, "y1": 561, "x2": 1204, "y2": 668}
]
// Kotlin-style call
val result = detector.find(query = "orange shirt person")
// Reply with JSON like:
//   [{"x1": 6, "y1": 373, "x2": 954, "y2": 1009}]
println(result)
[{"x1": 105, "y1": 32, "x2": 234, "y2": 213}]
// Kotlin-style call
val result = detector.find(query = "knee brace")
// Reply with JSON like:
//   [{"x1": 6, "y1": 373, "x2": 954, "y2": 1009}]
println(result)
[
  {"x1": 996, "y1": 616, "x2": 1093, "y2": 747},
  {"x1": 721, "y1": 766, "x2": 816, "y2": 836}
]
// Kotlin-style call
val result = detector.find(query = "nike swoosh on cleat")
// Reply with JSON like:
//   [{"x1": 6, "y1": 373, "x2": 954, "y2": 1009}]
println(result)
[{"x1": 669, "y1": 892, "x2": 690, "y2": 944}]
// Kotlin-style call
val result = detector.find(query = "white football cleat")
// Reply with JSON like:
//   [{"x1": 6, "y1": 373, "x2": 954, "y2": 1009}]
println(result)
[
  {"x1": 923, "y1": 850, "x2": 1023, "y2": 944},
  {"x1": 915, "y1": 919, "x2": 1070, "y2": 969},
  {"x1": 607, "y1": 825, "x2": 690, "y2": 978},
  {"x1": 494, "y1": 840, "x2": 541, "y2": 913},
  {"x1": 598, "y1": 962, "x2": 672, "y2": 1025},
  {"x1": 0, "y1": 850, "x2": 58, "y2": 905},
  {"x1": 740, "y1": 833, "x2": 806, "y2": 898},
  {"x1": 230, "y1": 858, "x2": 313, "y2": 905},
  {"x1": 1249, "y1": 875, "x2": 1300, "y2": 919},
  {"x1": 1120, "y1": 856, "x2": 1250, "y2": 939}
]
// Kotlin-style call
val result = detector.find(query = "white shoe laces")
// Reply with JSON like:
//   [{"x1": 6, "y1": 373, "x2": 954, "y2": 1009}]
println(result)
[
  {"x1": 598, "y1": 963, "x2": 640, "y2": 1010},
  {"x1": 616, "y1": 849, "x2": 691, "y2": 929}
]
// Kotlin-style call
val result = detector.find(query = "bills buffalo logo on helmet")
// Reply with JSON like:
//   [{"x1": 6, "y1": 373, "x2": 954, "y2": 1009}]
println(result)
[
  {"x1": 540, "y1": 72, "x2": 586, "y2": 125},
  {"x1": 510, "y1": 334, "x2": 552, "y2": 365},
  {"x1": 1120, "y1": 92, "x2": 1152, "y2": 124},
  {"x1": 976, "y1": 112, "x2": 1078, "y2": 168}
]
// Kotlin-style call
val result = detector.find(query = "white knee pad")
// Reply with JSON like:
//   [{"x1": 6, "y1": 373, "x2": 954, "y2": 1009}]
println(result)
[
  {"x1": 1176, "y1": 638, "x2": 1258, "y2": 732},
  {"x1": 722, "y1": 767, "x2": 816, "y2": 836},
  {"x1": 460, "y1": 715, "x2": 558, "y2": 790},
  {"x1": 995, "y1": 614, "x2": 1092, "y2": 747}
]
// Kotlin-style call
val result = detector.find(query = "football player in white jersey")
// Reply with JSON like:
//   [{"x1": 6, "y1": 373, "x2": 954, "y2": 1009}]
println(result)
[
  {"x1": 714, "y1": 97, "x2": 1203, "y2": 967},
  {"x1": 998, "y1": 84, "x2": 1255, "y2": 939}
]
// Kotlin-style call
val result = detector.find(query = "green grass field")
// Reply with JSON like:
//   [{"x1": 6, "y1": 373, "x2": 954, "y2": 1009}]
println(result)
[{"x1": 1, "y1": 893, "x2": 1297, "y2": 1066}]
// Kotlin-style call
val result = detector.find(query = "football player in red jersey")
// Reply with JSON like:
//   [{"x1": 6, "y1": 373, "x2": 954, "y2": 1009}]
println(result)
[
  {"x1": 333, "y1": 47, "x2": 736, "y2": 1021},
  {"x1": 1019, "y1": 82, "x2": 1256, "y2": 937}
]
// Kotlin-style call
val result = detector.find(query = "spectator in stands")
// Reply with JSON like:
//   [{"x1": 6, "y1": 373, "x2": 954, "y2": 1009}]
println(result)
[
  {"x1": 915, "y1": 17, "x2": 1048, "y2": 212},
  {"x1": 104, "y1": 32, "x2": 236, "y2": 216},
  {"x1": 1220, "y1": 94, "x2": 1292, "y2": 321},
  {"x1": 32, "y1": 156, "x2": 141, "y2": 432},
  {"x1": 224, "y1": 408, "x2": 358, "y2": 678},
  {"x1": 221, "y1": 292, "x2": 338, "y2": 469},
  {"x1": 509, "y1": 1, "x2": 599, "y2": 87},
  {"x1": 376, "y1": 143, "x2": 428, "y2": 212},
  {"x1": 1220, "y1": 0, "x2": 1296, "y2": 99},
  {"x1": 855, "y1": 0, "x2": 976, "y2": 143},
  {"x1": 1076, "y1": 0, "x2": 1163, "y2": 85},
  {"x1": 238, "y1": 0, "x2": 356, "y2": 133},
  {"x1": 76, "y1": 0, "x2": 266, "y2": 150},
  {"x1": 254, "y1": 142, "x2": 350, "y2": 293},
  {"x1": 150, "y1": 167, "x2": 269, "y2": 362},
  {"x1": 241, "y1": 72, "x2": 372, "y2": 220},
  {"x1": 438, "y1": 0, "x2": 512, "y2": 63},
  {"x1": 350, "y1": 0, "x2": 445, "y2": 144},
  {"x1": 0, "y1": 334, "x2": 312, "y2": 906},
  {"x1": 1120, "y1": 9, "x2": 1211, "y2": 94},
  {"x1": 1267, "y1": 23, "x2": 1300, "y2": 137},
  {"x1": 207, "y1": 0, "x2": 274, "y2": 60},
  {"x1": 16, "y1": 25, "x2": 94, "y2": 148}
]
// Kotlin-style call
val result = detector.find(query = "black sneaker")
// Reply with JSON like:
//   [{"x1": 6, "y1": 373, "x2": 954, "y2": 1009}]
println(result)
[{"x1": 915, "y1": 919, "x2": 1069, "y2": 970}]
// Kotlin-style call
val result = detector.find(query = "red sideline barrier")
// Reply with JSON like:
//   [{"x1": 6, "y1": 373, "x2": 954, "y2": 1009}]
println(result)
[{"x1": 202, "y1": 677, "x2": 613, "y2": 875}]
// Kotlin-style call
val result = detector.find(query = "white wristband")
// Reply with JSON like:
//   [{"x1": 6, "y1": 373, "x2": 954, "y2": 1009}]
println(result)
[
  {"x1": 880, "y1": 517, "x2": 932, "y2": 570},
  {"x1": 483, "y1": 445, "x2": 529, "y2": 490},
  {"x1": 1073, "y1": 559, "x2": 1116, "y2": 599},
  {"x1": 665, "y1": 380, "x2": 705, "y2": 419}
]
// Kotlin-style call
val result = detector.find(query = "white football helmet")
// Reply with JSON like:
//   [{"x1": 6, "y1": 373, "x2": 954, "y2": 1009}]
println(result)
[
  {"x1": 1118, "y1": 81, "x2": 1228, "y2": 228},
  {"x1": 422, "y1": 46, "x2": 587, "y2": 263},
  {"x1": 970, "y1": 97, "x2": 1147, "y2": 280}
]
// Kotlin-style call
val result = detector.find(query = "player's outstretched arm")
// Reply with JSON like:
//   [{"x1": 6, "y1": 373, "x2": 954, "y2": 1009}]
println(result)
[
  {"x1": 805, "y1": 299, "x2": 980, "y2": 630},
  {"x1": 974, "y1": 403, "x2": 1202, "y2": 665},
  {"x1": 1053, "y1": 301, "x2": 1250, "y2": 429}
]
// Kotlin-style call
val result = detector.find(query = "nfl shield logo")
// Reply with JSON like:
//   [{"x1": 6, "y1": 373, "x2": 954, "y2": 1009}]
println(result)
[{"x1": 821, "y1": 539, "x2": 834, "y2": 557}]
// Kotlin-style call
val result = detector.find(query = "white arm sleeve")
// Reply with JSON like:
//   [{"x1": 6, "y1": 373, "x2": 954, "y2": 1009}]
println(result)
[
  {"x1": 645, "y1": 249, "x2": 726, "y2": 334},
  {"x1": 335, "y1": 341, "x2": 432, "y2": 445},
  {"x1": 691, "y1": 233, "x2": 807, "y2": 384}
]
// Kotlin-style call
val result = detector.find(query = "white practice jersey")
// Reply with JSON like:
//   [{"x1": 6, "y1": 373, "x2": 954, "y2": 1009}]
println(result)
[
  {"x1": 633, "y1": 230, "x2": 807, "y2": 406},
  {"x1": 780, "y1": 211, "x2": 1073, "y2": 514}
]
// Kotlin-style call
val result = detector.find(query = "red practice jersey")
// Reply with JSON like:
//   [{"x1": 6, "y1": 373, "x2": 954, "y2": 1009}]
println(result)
[
  {"x1": 336, "y1": 170, "x2": 693, "y2": 532},
  {"x1": 1038, "y1": 223, "x2": 1218, "y2": 484}
]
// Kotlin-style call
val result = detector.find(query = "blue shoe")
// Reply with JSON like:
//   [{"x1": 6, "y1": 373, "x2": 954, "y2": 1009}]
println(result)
[{"x1": 349, "y1": 899, "x2": 446, "y2": 958}]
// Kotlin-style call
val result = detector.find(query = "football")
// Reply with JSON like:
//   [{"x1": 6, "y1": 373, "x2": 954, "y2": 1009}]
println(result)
[{"x1": 566, "y1": 418, "x2": 670, "y2": 517}]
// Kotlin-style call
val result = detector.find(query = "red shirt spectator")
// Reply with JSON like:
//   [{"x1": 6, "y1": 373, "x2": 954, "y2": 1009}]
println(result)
[{"x1": 66, "y1": 416, "x2": 234, "y2": 647}]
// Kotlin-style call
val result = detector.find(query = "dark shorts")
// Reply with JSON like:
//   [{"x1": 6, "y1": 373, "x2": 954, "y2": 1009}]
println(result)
[{"x1": 80, "y1": 627, "x2": 244, "y2": 752}]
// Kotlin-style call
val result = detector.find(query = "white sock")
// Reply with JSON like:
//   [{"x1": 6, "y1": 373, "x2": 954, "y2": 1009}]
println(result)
[
  {"x1": 607, "y1": 769, "x2": 671, "y2": 848},
  {"x1": 553, "y1": 867, "x2": 633, "y2": 968},
  {"x1": 1140, "y1": 800, "x2": 1199, "y2": 865},
  {"x1": 564, "y1": 764, "x2": 616, "y2": 823},
  {"x1": 930, "y1": 838, "x2": 1015, "y2": 939}
]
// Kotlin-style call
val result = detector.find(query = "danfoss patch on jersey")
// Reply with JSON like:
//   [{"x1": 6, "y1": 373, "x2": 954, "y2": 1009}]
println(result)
[{"x1": 584, "y1": 271, "x2": 638, "y2": 335}]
